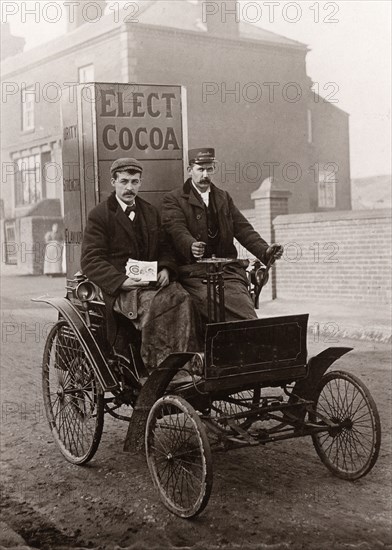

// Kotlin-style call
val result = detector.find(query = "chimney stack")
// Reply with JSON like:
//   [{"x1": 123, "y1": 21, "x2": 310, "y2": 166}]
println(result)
[
  {"x1": 1, "y1": 22, "x2": 25, "y2": 61},
  {"x1": 205, "y1": 0, "x2": 239, "y2": 37},
  {"x1": 65, "y1": 0, "x2": 107, "y2": 32}
]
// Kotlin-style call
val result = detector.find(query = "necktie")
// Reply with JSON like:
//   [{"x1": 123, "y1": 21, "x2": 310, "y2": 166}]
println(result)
[{"x1": 125, "y1": 204, "x2": 136, "y2": 221}]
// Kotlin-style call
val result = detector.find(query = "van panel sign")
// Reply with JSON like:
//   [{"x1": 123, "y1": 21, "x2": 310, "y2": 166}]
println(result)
[
  {"x1": 61, "y1": 82, "x2": 187, "y2": 278},
  {"x1": 96, "y1": 83, "x2": 183, "y2": 160}
]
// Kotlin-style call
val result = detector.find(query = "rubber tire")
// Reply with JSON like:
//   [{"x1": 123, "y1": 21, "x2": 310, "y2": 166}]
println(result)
[
  {"x1": 42, "y1": 320, "x2": 104, "y2": 464},
  {"x1": 312, "y1": 370, "x2": 381, "y2": 480},
  {"x1": 145, "y1": 395, "x2": 213, "y2": 518}
]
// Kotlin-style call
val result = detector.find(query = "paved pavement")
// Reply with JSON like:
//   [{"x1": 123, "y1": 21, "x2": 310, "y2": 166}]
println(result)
[
  {"x1": 0, "y1": 264, "x2": 66, "y2": 311},
  {"x1": 258, "y1": 296, "x2": 391, "y2": 344},
  {"x1": 1, "y1": 263, "x2": 391, "y2": 343}
]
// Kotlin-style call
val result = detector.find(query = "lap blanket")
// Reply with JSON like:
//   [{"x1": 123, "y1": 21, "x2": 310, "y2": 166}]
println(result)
[{"x1": 114, "y1": 282, "x2": 201, "y2": 369}]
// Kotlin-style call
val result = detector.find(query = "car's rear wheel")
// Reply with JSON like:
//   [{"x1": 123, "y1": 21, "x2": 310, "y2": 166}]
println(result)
[{"x1": 42, "y1": 320, "x2": 104, "y2": 464}]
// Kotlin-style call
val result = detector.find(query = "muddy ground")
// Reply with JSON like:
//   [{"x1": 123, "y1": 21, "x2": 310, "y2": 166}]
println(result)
[{"x1": 0, "y1": 274, "x2": 391, "y2": 549}]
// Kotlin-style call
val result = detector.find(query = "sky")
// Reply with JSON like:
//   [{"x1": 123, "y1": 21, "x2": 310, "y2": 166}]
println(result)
[
  {"x1": 257, "y1": 0, "x2": 391, "y2": 179},
  {"x1": 3, "y1": 0, "x2": 391, "y2": 179}
]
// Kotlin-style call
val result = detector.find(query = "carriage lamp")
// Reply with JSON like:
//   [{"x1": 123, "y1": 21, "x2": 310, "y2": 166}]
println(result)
[
  {"x1": 189, "y1": 353, "x2": 204, "y2": 376},
  {"x1": 75, "y1": 280, "x2": 97, "y2": 302}
]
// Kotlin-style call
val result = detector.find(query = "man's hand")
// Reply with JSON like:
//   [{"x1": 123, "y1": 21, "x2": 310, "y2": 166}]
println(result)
[
  {"x1": 157, "y1": 268, "x2": 170, "y2": 288},
  {"x1": 191, "y1": 241, "x2": 206, "y2": 259},
  {"x1": 266, "y1": 243, "x2": 284, "y2": 262},
  {"x1": 120, "y1": 277, "x2": 147, "y2": 290}
]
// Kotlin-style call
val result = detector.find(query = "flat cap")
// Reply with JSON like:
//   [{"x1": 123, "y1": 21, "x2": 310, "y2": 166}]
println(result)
[
  {"x1": 110, "y1": 158, "x2": 143, "y2": 176},
  {"x1": 188, "y1": 148, "x2": 216, "y2": 165}
]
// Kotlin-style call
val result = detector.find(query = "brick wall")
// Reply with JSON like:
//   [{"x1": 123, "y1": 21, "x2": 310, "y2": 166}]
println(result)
[{"x1": 272, "y1": 209, "x2": 392, "y2": 305}]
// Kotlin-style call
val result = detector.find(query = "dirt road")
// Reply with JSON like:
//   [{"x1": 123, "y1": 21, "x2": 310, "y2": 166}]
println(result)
[{"x1": 0, "y1": 274, "x2": 391, "y2": 549}]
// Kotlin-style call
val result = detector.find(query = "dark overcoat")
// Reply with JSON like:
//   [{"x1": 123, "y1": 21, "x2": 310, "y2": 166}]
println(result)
[
  {"x1": 162, "y1": 179, "x2": 270, "y2": 321},
  {"x1": 162, "y1": 179, "x2": 269, "y2": 265},
  {"x1": 81, "y1": 192, "x2": 177, "y2": 345}
]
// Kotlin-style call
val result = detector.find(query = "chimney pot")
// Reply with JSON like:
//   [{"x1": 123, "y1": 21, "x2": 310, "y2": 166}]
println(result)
[{"x1": 205, "y1": 0, "x2": 239, "y2": 37}]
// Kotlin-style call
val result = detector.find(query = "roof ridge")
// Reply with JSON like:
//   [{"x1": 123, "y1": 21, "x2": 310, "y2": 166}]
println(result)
[
  {"x1": 1, "y1": 0, "x2": 308, "y2": 73},
  {"x1": 239, "y1": 20, "x2": 307, "y2": 48}
]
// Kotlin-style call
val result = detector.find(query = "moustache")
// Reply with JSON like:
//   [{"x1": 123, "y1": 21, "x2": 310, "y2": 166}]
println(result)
[{"x1": 200, "y1": 177, "x2": 211, "y2": 184}]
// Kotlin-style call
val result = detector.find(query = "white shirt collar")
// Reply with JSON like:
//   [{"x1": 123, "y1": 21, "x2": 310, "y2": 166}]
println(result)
[
  {"x1": 191, "y1": 181, "x2": 210, "y2": 207},
  {"x1": 116, "y1": 195, "x2": 136, "y2": 220}
]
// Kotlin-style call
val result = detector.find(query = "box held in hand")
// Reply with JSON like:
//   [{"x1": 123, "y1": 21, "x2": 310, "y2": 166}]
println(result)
[{"x1": 126, "y1": 259, "x2": 158, "y2": 282}]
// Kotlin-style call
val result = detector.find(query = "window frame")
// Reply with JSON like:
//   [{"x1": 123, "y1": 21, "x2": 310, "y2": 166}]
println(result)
[
  {"x1": 307, "y1": 108, "x2": 313, "y2": 144},
  {"x1": 15, "y1": 154, "x2": 42, "y2": 207},
  {"x1": 318, "y1": 169, "x2": 336, "y2": 208},
  {"x1": 21, "y1": 86, "x2": 36, "y2": 132}
]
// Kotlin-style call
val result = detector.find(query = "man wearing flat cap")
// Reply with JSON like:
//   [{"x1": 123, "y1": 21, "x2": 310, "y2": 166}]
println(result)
[
  {"x1": 81, "y1": 158, "x2": 199, "y2": 368},
  {"x1": 162, "y1": 148, "x2": 283, "y2": 321}
]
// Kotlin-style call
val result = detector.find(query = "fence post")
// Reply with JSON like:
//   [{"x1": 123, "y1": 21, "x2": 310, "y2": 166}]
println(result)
[{"x1": 251, "y1": 178, "x2": 291, "y2": 301}]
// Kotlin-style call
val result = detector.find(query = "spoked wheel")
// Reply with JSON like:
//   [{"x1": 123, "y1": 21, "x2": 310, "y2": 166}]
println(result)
[
  {"x1": 145, "y1": 395, "x2": 213, "y2": 518},
  {"x1": 211, "y1": 388, "x2": 260, "y2": 431},
  {"x1": 42, "y1": 320, "x2": 104, "y2": 464},
  {"x1": 312, "y1": 370, "x2": 381, "y2": 480}
]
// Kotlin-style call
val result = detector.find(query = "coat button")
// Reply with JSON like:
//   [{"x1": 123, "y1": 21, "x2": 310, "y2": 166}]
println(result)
[{"x1": 196, "y1": 213, "x2": 202, "y2": 220}]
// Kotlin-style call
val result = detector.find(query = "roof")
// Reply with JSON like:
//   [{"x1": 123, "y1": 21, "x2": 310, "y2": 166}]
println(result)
[
  {"x1": 1, "y1": 0, "x2": 307, "y2": 76},
  {"x1": 1, "y1": 1, "x2": 154, "y2": 75},
  {"x1": 139, "y1": 0, "x2": 307, "y2": 48}
]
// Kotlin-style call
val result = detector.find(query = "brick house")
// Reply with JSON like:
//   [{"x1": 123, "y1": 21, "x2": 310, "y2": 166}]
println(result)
[{"x1": 1, "y1": 0, "x2": 351, "y2": 227}]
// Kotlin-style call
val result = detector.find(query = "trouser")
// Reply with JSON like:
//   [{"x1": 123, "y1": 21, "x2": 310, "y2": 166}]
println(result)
[{"x1": 179, "y1": 263, "x2": 257, "y2": 323}]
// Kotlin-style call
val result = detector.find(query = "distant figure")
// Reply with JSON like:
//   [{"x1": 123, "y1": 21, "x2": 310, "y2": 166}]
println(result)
[{"x1": 44, "y1": 223, "x2": 64, "y2": 276}]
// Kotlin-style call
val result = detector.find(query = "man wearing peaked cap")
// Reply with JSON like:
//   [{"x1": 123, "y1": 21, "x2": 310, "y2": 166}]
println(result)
[
  {"x1": 81, "y1": 157, "x2": 200, "y2": 369},
  {"x1": 162, "y1": 147, "x2": 283, "y2": 321},
  {"x1": 110, "y1": 157, "x2": 143, "y2": 176},
  {"x1": 188, "y1": 148, "x2": 216, "y2": 164}
]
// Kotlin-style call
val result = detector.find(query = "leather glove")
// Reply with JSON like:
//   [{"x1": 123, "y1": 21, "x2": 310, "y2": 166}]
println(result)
[{"x1": 266, "y1": 244, "x2": 284, "y2": 262}]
